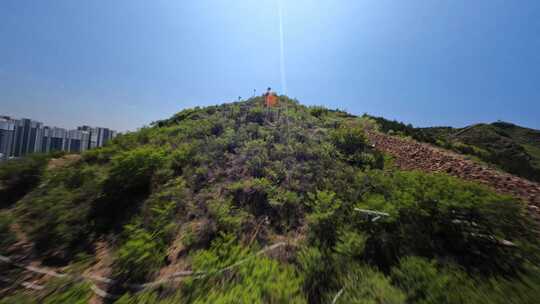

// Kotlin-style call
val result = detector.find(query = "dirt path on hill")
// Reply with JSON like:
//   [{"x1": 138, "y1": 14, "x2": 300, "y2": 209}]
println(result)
[{"x1": 367, "y1": 131, "x2": 540, "y2": 218}]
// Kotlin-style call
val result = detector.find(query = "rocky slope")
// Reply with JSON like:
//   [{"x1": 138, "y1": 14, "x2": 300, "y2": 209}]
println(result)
[{"x1": 367, "y1": 131, "x2": 540, "y2": 221}]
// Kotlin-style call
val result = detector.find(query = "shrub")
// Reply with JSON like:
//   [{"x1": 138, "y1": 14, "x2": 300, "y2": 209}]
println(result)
[
  {"x1": 153, "y1": 107, "x2": 201, "y2": 127},
  {"x1": 182, "y1": 233, "x2": 306, "y2": 304},
  {"x1": 306, "y1": 191, "x2": 342, "y2": 245},
  {"x1": 227, "y1": 178, "x2": 275, "y2": 217},
  {"x1": 181, "y1": 218, "x2": 216, "y2": 250},
  {"x1": 334, "y1": 230, "x2": 367, "y2": 259},
  {"x1": 390, "y1": 256, "x2": 450, "y2": 304},
  {"x1": 462, "y1": 267, "x2": 540, "y2": 304},
  {"x1": 0, "y1": 212, "x2": 16, "y2": 254},
  {"x1": 208, "y1": 198, "x2": 248, "y2": 234},
  {"x1": 17, "y1": 186, "x2": 92, "y2": 256},
  {"x1": 241, "y1": 140, "x2": 269, "y2": 177},
  {"x1": 331, "y1": 125, "x2": 368, "y2": 156},
  {"x1": 42, "y1": 281, "x2": 92, "y2": 304},
  {"x1": 105, "y1": 147, "x2": 166, "y2": 195},
  {"x1": 89, "y1": 147, "x2": 167, "y2": 229},
  {"x1": 170, "y1": 143, "x2": 195, "y2": 173},
  {"x1": 268, "y1": 189, "x2": 303, "y2": 230},
  {"x1": 330, "y1": 124, "x2": 382, "y2": 168},
  {"x1": 309, "y1": 106, "x2": 329, "y2": 118},
  {"x1": 81, "y1": 145, "x2": 119, "y2": 163},
  {"x1": 15, "y1": 165, "x2": 102, "y2": 257},
  {"x1": 0, "y1": 293, "x2": 36, "y2": 304},
  {"x1": 0, "y1": 154, "x2": 48, "y2": 207},
  {"x1": 246, "y1": 107, "x2": 265, "y2": 124},
  {"x1": 333, "y1": 265, "x2": 406, "y2": 304},
  {"x1": 115, "y1": 291, "x2": 183, "y2": 304},
  {"x1": 143, "y1": 177, "x2": 187, "y2": 218},
  {"x1": 297, "y1": 246, "x2": 335, "y2": 303},
  {"x1": 391, "y1": 256, "x2": 540, "y2": 304},
  {"x1": 357, "y1": 170, "x2": 539, "y2": 274},
  {"x1": 113, "y1": 224, "x2": 164, "y2": 283},
  {"x1": 367, "y1": 115, "x2": 436, "y2": 144}
]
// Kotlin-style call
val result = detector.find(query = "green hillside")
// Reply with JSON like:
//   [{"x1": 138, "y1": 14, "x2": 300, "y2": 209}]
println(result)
[
  {"x1": 423, "y1": 122, "x2": 540, "y2": 182},
  {"x1": 1, "y1": 98, "x2": 539, "y2": 303},
  {"x1": 368, "y1": 115, "x2": 540, "y2": 182}
]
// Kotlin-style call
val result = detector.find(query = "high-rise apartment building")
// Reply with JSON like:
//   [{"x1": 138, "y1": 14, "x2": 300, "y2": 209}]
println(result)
[
  {"x1": 11, "y1": 118, "x2": 43, "y2": 157},
  {"x1": 65, "y1": 129, "x2": 91, "y2": 153},
  {"x1": 37, "y1": 127, "x2": 68, "y2": 154},
  {"x1": 0, "y1": 116, "x2": 117, "y2": 160},
  {"x1": 77, "y1": 126, "x2": 116, "y2": 149},
  {"x1": 0, "y1": 117, "x2": 16, "y2": 160}
]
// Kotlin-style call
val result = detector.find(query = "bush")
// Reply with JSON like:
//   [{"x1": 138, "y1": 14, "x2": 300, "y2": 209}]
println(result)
[
  {"x1": 357, "y1": 171, "x2": 539, "y2": 274},
  {"x1": 297, "y1": 246, "x2": 335, "y2": 303},
  {"x1": 227, "y1": 178, "x2": 275, "y2": 217},
  {"x1": 0, "y1": 212, "x2": 16, "y2": 253},
  {"x1": 2, "y1": 279, "x2": 93, "y2": 304},
  {"x1": 240, "y1": 140, "x2": 269, "y2": 177},
  {"x1": 391, "y1": 256, "x2": 540, "y2": 304},
  {"x1": 0, "y1": 154, "x2": 48, "y2": 207},
  {"x1": 268, "y1": 189, "x2": 303, "y2": 230},
  {"x1": 208, "y1": 198, "x2": 248, "y2": 234},
  {"x1": 81, "y1": 145, "x2": 119, "y2": 164},
  {"x1": 182, "y1": 233, "x2": 306, "y2": 304},
  {"x1": 306, "y1": 191, "x2": 342, "y2": 245},
  {"x1": 309, "y1": 106, "x2": 329, "y2": 118},
  {"x1": 331, "y1": 125, "x2": 368, "y2": 156},
  {"x1": 333, "y1": 265, "x2": 406, "y2": 304},
  {"x1": 367, "y1": 115, "x2": 436, "y2": 144},
  {"x1": 334, "y1": 230, "x2": 367, "y2": 259},
  {"x1": 90, "y1": 147, "x2": 167, "y2": 230},
  {"x1": 18, "y1": 187, "x2": 93, "y2": 256},
  {"x1": 112, "y1": 179, "x2": 187, "y2": 283},
  {"x1": 330, "y1": 124, "x2": 381, "y2": 168},
  {"x1": 113, "y1": 224, "x2": 164, "y2": 283},
  {"x1": 170, "y1": 143, "x2": 195, "y2": 173},
  {"x1": 115, "y1": 291, "x2": 183, "y2": 304},
  {"x1": 15, "y1": 165, "x2": 102, "y2": 257},
  {"x1": 105, "y1": 147, "x2": 166, "y2": 195},
  {"x1": 390, "y1": 256, "x2": 450, "y2": 304},
  {"x1": 0, "y1": 294, "x2": 36, "y2": 304},
  {"x1": 42, "y1": 281, "x2": 92, "y2": 304},
  {"x1": 246, "y1": 107, "x2": 265, "y2": 124}
]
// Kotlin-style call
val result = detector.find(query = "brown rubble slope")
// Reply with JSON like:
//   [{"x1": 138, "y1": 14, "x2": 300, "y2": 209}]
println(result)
[{"x1": 367, "y1": 131, "x2": 540, "y2": 218}]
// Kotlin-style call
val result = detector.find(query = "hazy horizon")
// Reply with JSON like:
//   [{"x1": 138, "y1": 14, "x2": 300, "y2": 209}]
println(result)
[{"x1": 1, "y1": 0, "x2": 539, "y2": 132}]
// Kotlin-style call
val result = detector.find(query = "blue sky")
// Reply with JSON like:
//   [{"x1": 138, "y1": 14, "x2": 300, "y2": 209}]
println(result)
[{"x1": 1, "y1": 0, "x2": 539, "y2": 131}]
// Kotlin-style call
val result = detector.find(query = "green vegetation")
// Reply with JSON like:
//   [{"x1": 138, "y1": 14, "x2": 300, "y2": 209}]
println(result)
[
  {"x1": 0, "y1": 279, "x2": 92, "y2": 304},
  {"x1": 438, "y1": 122, "x2": 540, "y2": 182},
  {"x1": 366, "y1": 114, "x2": 437, "y2": 144},
  {"x1": 0, "y1": 212, "x2": 16, "y2": 254},
  {"x1": 14, "y1": 162, "x2": 104, "y2": 258},
  {"x1": 0, "y1": 97, "x2": 538, "y2": 302},
  {"x1": 182, "y1": 233, "x2": 305, "y2": 304},
  {"x1": 0, "y1": 154, "x2": 50, "y2": 207},
  {"x1": 368, "y1": 115, "x2": 540, "y2": 182}
]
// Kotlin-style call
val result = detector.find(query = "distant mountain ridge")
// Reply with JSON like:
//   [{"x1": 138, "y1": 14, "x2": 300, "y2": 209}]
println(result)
[{"x1": 368, "y1": 115, "x2": 540, "y2": 182}]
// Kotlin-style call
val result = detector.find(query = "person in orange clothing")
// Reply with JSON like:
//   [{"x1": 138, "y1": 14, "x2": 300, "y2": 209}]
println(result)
[{"x1": 264, "y1": 87, "x2": 279, "y2": 107}]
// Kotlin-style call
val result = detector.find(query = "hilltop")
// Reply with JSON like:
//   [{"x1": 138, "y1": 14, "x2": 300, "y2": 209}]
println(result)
[{"x1": 1, "y1": 97, "x2": 539, "y2": 303}]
